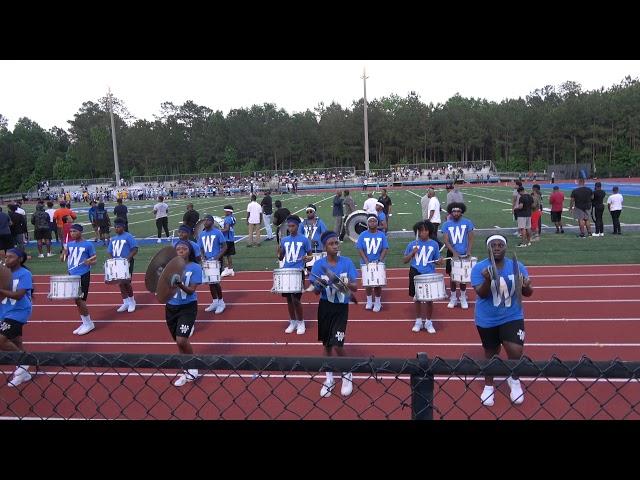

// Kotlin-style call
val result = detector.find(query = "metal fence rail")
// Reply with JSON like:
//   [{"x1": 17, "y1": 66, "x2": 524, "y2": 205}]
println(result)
[{"x1": 1, "y1": 352, "x2": 639, "y2": 420}]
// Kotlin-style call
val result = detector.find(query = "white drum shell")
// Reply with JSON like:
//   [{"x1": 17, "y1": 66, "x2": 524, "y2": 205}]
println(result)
[
  {"x1": 361, "y1": 262, "x2": 387, "y2": 287},
  {"x1": 104, "y1": 258, "x2": 131, "y2": 283},
  {"x1": 202, "y1": 259, "x2": 221, "y2": 284},
  {"x1": 272, "y1": 268, "x2": 303, "y2": 293},
  {"x1": 414, "y1": 273, "x2": 447, "y2": 301},
  {"x1": 451, "y1": 257, "x2": 477, "y2": 283},
  {"x1": 49, "y1": 275, "x2": 82, "y2": 299}
]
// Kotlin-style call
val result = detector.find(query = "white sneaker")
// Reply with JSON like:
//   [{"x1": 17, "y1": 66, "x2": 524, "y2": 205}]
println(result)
[
  {"x1": 205, "y1": 300, "x2": 219, "y2": 312},
  {"x1": 8, "y1": 371, "x2": 32, "y2": 387},
  {"x1": 481, "y1": 385, "x2": 495, "y2": 406},
  {"x1": 447, "y1": 296, "x2": 458, "y2": 309},
  {"x1": 460, "y1": 295, "x2": 469, "y2": 309},
  {"x1": 214, "y1": 300, "x2": 226, "y2": 314},
  {"x1": 117, "y1": 303, "x2": 128, "y2": 313},
  {"x1": 320, "y1": 379, "x2": 335, "y2": 398},
  {"x1": 127, "y1": 301, "x2": 136, "y2": 313},
  {"x1": 46, "y1": 252, "x2": 55, "y2": 257},
  {"x1": 38, "y1": 254, "x2": 45, "y2": 258},
  {"x1": 285, "y1": 320, "x2": 297, "y2": 334},
  {"x1": 75, "y1": 322, "x2": 95, "y2": 336},
  {"x1": 174, "y1": 370, "x2": 199, "y2": 387},
  {"x1": 365, "y1": 302, "x2": 373, "y2": 310},
  {"x1": 424, "y1": 320, "x2": 436, "y2": 334},
  {"x1": 411, "y1": 320, "x2": 423, "y2": 333},
  {"x1": 372, "y1": 303, "x2": 382, "y2": 312},
  {"x1": 341, "y1": 372, "x2": 353, "y2": 397},
  {"x1": 507, "y1": 377, "x2": 525, "y2": 404},
  {"x1": 157, "y1": 238, "x2": 162, "y2": 244},
  {"x1": 296, "y1": 321, "x2": 306, "y2": 335},
  {"x1": 221, "y1": 268, "x2": 235, "y2": 277}
]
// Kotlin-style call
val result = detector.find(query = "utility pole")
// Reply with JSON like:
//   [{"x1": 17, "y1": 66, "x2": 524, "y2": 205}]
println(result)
[
  {"x1": 108, "y1": 87, "x2": 121, "y2": 187},
  {"x1": 362, "y1": 68, "x2": 370, "y2": 174}
]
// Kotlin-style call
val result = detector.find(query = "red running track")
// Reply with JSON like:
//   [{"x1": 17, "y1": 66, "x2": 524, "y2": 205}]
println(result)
[{"x1": 2, "y1": 264, "x2": 639, "y2": 419}]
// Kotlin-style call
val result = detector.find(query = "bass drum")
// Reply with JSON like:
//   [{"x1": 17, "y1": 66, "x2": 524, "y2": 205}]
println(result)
[{"x1": 344, "y1": 210, "x2": 369, "y2": 242}]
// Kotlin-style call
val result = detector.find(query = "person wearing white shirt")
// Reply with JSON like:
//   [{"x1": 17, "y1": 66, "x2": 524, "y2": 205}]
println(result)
[
  {"x1": 246, "y1": 194, "x2": 263, "y2": 247},
  {"x1": 153, "y1": 196, "x2": 170, "y2": 243},
  {"x1": 607, "y1": 186, "x2": 624, "y2": 235},
  {"x1": 421, "y1": 188, "x2": 441, "y2": 241},
  {"x1": 363, "y1": 193, "x2": 378, "y2": 214}
]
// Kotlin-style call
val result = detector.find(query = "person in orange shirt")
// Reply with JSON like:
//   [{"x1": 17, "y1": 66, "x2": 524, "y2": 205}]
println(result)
[{"x1": 53, "y1": 201, "x2": 77, "y2": 248}]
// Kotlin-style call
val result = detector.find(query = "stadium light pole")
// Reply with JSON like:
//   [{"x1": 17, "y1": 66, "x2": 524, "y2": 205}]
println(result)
[
  {"x1": 362, "y1": 68, "x2": 370, "y2": 174},
  {"x1": 108, "y1": 87, "x2": 121, "y2": 187}
]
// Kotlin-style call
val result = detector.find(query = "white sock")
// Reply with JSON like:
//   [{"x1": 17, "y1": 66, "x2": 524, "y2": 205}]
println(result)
[
  {"x1": 415, "y1": 317, "x2": 422, "y2": 325},
  {"x1": 450, "y1": 291, "x2": 457, "y2": 299},
  {"x1": 325, "y1": 371, "x2": 334, "y2": 383},
  {"x1": 366, "y1": 295, "x2": 373, "y2": 304},
  {"x1": 128, "y1": 296, "x2": 135, "y2": 304},
  {"x1": 218, "y1": 298, "x2": 224, "y2": 304},
  {"x1": 460, "y1": 290, "x2": 467, "y2": 298},
  {"x1": 123, "y1": 297, "x2": 130, "y2": 306},
  {"x1": 81, "y1": 314, "x2": 92, "y2": 325},
  {"x1": 374, "y1": 296, "x2": 381, "y2": 305}
]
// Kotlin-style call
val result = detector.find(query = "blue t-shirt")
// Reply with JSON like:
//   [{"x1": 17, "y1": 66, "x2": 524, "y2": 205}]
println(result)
[
  {"x1": 167, "y1": 262, "x2": 202, "y2": 306},
  {"x1": 88, "y1": 206, "x2": 97, "y2": 222},
  {"x1": 1, "y1": 267, "x2": 33, "y2": 324},
  {"x1": 441, "y1": 218, "x2": 475, "y2": 255},
  {"x1": 377, "y1": 211, "x2": 387, "y2": 226},
  {"x1": 302, "y1": 218, "x2": 328, "y2": 252},
  {"x1": 223, "y1": 215, "x2": 236, "y2": 242},
  {"x1": 280, "y1": 233, "x2": 312, "y2": 269},
  {"x1": 107, "y1": 232, "x2": 138, "y2": 259},
  {"x1": 310, "y1": 256, "x2": 357, "y2": 305},
  {"x1": 356, "y1": 230, "x2": 389, "y2": 264},
  {"x1": 173, "y1": 239, "x2": 201, "y2": 259},
  {"x1": 403, "y1": 239, "x2": 440, "y2": 274},
  {"x1": 198, "y1": 228, "x2": 225, "y2": 260},
  {"x1": 67, "y1": 240, "x2": 97, "y2": 276},
  {"x1": 471, "y1": 258, "x2": 529, "y2": 328}
]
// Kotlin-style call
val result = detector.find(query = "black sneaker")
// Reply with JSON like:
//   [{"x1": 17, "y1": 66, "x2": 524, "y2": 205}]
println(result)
[
  {"x1": 560, "y1": 229, "x2": 565, "y2": 233},
  {"x1": 577, "y1": 234, "x2": 586, "y2": 238}
]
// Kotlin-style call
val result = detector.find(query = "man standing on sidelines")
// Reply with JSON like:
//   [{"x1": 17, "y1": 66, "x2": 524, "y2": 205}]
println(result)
[
  {"x1": 549, "y1": 186, "x2": 565, "y2": 233},
  {"x1": 261, "y1": 190, "x2": 274, "y2": 241},
  {"x1": 569, "y1": 178, "x2": 593, "y2": 238},
  {"x1": 273, "y1": 200, "x2": 291, "y2": 245},
  {"x1": 377, "y1": 188, "x2": 392, "y2": 230},
  {"x1": 530, "y1": 184, "x2": 543, "y2": 241},
  {"x1": 332, "y1": 191, "x2": 344, "y2": 238},
  {"x1": 363, "y1": 192, "x2": 377, "y2": 214},
  {"x1": 153, "y1": 196, "x2": 170, "y2": 243},
  {"x1": 246, "y1": 194, "x2": 263, "y2": 247},
  {"x1": 114, "y1": 198, "x2": 129, "y2": 232},
  {"x1": 591, "y1": 182, "x2": 606, "y2": 237},
  {"x1": 182, "y1": 203, "x2": 200, "y2": 241},
  {"x1": 514, "y1": 186, "x2": 533, "y2": 247},
  {"x1": 607, "y1": 186, "x2": 624, "y2": 235},
  {"x1": 31, "y1": 203, "x2": 54, "y2": 258},
  {"x1": 88, "y1": 200, "x2": 99, "y2": 241},
  {"x1": 422, "y1": 188, "x2": 441, "y2": 242},
  {"x1": 107, "y1": 218, "x2": 138, "y2": 313}
]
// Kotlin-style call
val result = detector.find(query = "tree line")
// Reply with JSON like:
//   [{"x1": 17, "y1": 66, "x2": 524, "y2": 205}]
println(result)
[{"x1": 1, "y1": 76, "x2": 639, "y2": 194}]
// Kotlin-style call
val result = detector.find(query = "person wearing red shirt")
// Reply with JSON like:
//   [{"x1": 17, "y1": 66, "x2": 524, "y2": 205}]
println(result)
[{"x1": 548, "y1": 186, "x2": 565, "y2": 234}]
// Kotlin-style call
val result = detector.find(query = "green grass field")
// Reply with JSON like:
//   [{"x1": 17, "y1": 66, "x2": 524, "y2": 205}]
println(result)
[{"x1": 16, "y1": 185, "x2": 640, "y2": 275}]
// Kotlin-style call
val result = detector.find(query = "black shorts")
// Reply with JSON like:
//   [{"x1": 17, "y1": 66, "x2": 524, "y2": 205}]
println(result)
[
  {"x1": 476, "y1": 319, "x2": 525, "y2": 349},
  {"x1": 550, "y1": 211, "x2": 562, "y2": 222},
  {"x1": 281, "y1": 270, "x2": 304, "y2": 299},
  {"x1": 317, "y1": 299, "x2": 348, "y2": 347},
  {"x1": 0, "y1": 234, "x2": 14, "y2": 251},
  {"x1": 79, "y1": 272, "x2": 91, "y2": 301},
  {"x1": 35, "y1": 228, "x2": 52, "y2": 240},
  {"x1": 445, "y1": 249, "x2": 453, "y2": 274},
  {"x1": 224, "y1": 241, "x2": 236, "y2": 256},
  {"x1": 165, "y1": 301, "x2": 198, "y2": 341},
  {"x1": 128, "y1": 258, "x2": 135, "y2": 276},
  {"x1": 408, "y1": 266, "x2": 425, "y2": 298},
  {"x1": 0, "y1": 319, "x2": 24, "y2": 340}
]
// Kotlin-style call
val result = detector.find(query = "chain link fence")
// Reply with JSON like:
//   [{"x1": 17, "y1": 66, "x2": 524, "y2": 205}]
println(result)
[{"x1": 1, "y1": 352, "x2": 639, "y2": 420}]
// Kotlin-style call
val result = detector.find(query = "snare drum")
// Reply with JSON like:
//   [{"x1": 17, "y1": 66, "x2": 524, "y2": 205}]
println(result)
[
  {"x1": 272, "y1": 268, "x2": 304, "y2": 294},
  {"x1": 202, "y1": 259, "x2": 221, "y2": 284},
  {"x1": 450, "y1": 256, "x2": 477, "y2": 283},
  {"x1": 104, "y1": 258, "x2": 131, "y2": 283},
  {"x1": 361, "y1": 262, "x2": 387, "y2": 287},
  {"x1": 48, "y1": 275, "x2": 82, "y2": 299},
  {"x1": 414, "y1": 274, "x2": 447, "y2": 301}
]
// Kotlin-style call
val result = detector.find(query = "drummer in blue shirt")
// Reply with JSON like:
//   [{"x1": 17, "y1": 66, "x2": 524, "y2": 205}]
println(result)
[
  {"x1": 0, "y1": 248, "x2": 34, "y2": 387},
  {"x1": 471, "y1": 234, "x2": 534, "y2": 407},
  {"x1": 65, "y1": 224, "x2": 97, "y2": 336},
  {"x1": 107, "y1": 217, "x2": 138, "y2": 313}
]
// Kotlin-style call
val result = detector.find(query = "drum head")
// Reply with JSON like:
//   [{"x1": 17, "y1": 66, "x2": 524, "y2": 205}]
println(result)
[
  {"x1": 156, "y1": 256, "x2": 186, "y2": 304},
  {"x1": 145, "y1": 246, "x2": 178, "y2": 293},
  {"x1": 0, "y1": 265, "x2": 11, "y2": 290},
  {"x1": 344, "y1": 210, "x2": 369, "y2": 243}
]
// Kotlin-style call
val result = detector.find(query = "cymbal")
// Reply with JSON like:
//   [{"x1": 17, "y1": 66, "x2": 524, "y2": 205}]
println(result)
[
  {"x1": 0, "y1": 265, "x2": 11, "y2": 290},
  {"x1": 145, "y1": 246, "x2": 177, "y2": 293},
  {"x1": 156, "y1": 256, "x2": 186, "y2": 303}
]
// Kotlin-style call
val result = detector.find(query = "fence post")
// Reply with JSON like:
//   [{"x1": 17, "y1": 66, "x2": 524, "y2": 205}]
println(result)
[{"x1": 411, "y1": 352, "x2": 433, "y2": 420}]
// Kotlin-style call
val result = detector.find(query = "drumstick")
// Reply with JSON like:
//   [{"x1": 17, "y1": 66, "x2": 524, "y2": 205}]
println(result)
[
  {"x1": 512, "y1": 251, "x2": 523, "y2": 305},
  {"x1": 487, "y1": 245, "x2": 501, "y2": 291}
]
